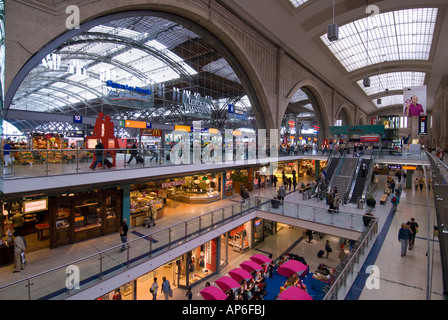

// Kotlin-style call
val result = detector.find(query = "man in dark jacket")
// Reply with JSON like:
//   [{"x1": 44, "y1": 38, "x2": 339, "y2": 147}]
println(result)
[
  {"x1": 127, "y1": 143, "x2": 138, "y2": 164},
  {"x1": 91, "y1": 139, "x2": 104, "y2": 170},
  {"x1": 119, "y1": 219, "x2": 129, "y2": 251}
]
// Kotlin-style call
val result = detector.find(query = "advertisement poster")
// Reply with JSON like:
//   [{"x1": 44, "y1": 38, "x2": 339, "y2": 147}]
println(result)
[
  {"x1": 403, "y1": 86, "x2": 426, "y2": 117},
  {"x1": 418, "y1": 116, "x2": 427, "y2": 135}
]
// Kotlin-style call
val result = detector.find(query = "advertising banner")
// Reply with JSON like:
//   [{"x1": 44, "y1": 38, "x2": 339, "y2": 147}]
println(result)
[
  {"x1": 418, "y1": 116, "x2": 427, "y2": 135},
  {"x1": 403, "y1": 86, "x2": 426, "y2": 117}
]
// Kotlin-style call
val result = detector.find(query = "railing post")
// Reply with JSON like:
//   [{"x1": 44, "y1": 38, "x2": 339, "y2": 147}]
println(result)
[
  {"x1": 199, "y1": 216, "x2": 202, "y2": 234},
  {"x1": 296, "y1": 204, "x2": 300, "y2": 218},
  {"x1": 99, "y1": 253, "x2": 103, "y2": 280},
  {"x1": 185, "y1": 222, "x2": 188, "y2": 242},
  {"x1": 168, "y1": 228, "x2": 172, "y2": 248}
]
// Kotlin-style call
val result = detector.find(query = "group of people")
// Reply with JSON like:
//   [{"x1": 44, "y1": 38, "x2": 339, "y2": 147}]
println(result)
[
  {"x1": 398, "y1": 218, "x2": 419, "y2": 257},
  {"x1": 326, "y1": 187, "x2": 341, "y2": 213},
  {"x1": 225, "y1": 268, "x2": 269, "y2": 300},
  {"x1": 413, "y1": 177, "x2": 426, "y2": 191}
]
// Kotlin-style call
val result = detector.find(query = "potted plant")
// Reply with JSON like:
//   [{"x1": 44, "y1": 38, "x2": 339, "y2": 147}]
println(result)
[{"x1": 366, "y1": 194, "x2": 376, "y2": 208}]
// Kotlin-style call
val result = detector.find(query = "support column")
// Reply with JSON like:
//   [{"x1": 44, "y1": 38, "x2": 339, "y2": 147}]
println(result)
[
  {"x1": 315, "y1": 160, "x2": 320, "y2": 180},
  {"x1": 121, "y1": 184, "x2": 131, "y2": 225}
]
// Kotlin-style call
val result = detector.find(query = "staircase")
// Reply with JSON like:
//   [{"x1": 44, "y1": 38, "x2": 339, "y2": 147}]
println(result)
[{"x1": 349, "y1": 158, "x2": 371, "y2": 204}]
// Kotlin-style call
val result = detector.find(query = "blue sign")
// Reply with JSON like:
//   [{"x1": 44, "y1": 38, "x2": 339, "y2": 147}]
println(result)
[
  {"x1": 106, "y1": 80, "x2": 152, "y2": 95},
  {"x1": 146, "y1": 122, "x2": 152, "y2": 129},
  {"x1": 73, "y1": 115, "x2": 83, "y2": 124},
  {"x1": 228, "y1": 104, "x2": 235, "y2": 114}
]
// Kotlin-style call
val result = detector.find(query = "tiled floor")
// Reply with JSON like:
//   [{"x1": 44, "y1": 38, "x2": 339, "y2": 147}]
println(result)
[{"x1": 0, "y1": 170, "x2": 444, "y2": 300}]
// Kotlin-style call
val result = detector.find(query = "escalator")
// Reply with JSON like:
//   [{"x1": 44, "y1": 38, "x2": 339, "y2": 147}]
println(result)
[{"x1": 349, "y1": 158, "x2": 372, "y2": 204}]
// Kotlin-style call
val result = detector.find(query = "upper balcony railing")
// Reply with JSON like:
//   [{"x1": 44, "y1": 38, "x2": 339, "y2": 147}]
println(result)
[
  {"x1": 0, "y1": 146, "x2": 429, "y2": 180},
  {"x1": 1, "y1": 147, "x2": 326, "y2": 179}
]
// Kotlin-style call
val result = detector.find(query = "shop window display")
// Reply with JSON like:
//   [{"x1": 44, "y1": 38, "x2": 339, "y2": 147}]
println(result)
[
  {"x1": 167, "y1": 175, "x2": 220, "y2": 204},
  {"x1": 49, "y1": 189, "x2": 122, "y2": 248},
  {"x1": 130, "y1": 182, "x2": 165, "y2": 227}
]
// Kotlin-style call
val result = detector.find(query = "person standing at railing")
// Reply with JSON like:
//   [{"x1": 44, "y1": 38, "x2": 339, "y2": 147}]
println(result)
[
  {"x1": 3, "y1": 140, "x2": 11, "y2": 167},
  {"x1": 119, "y1": 219, "x2": 129, "y2": 252},
  {"x1": 277, "y1": 185, "x2": 286, "y2": 205}
]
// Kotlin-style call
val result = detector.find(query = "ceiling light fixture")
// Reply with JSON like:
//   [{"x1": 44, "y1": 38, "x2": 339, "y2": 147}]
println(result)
[{"x1": 327, "y1": 0, "x2": 339, "y2": 41}]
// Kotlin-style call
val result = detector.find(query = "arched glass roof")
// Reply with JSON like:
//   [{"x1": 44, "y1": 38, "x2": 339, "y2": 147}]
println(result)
[
  {"x1": 356, "y1": 71, "x2": 425, "y2": 97},
  {"x1": 320, "y1": 7, "x2": 438, "y2": 73},
  {"x1": 9, "y1": 15, "x2": 255, "y2": 133}
]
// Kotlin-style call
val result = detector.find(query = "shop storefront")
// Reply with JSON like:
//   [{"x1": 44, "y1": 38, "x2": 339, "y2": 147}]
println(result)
[
  {"x1": 50, "y1": 188, "x2": 122, "y2": 248},
  {"x1": 229, "y1": 168, "x2": 254, "y2": 195},
  {"x1": 129, "y1": 173, "x2": 223, "y2": 227},
  {"x1": 98, "y1": 238, "x2": 220, "y2": 300},
  {"x1": 0, "y1": 188, "x2": 123, "y2": 251},
  {"x1": 168, "y1": 173, "x2": 221, "y2": 204},
  {"x1": 253, "y1": 219, "x2": 277, "y2": 247},
  {"x1": 130, "y1": 182, "x2": 166, "y2": 227}
]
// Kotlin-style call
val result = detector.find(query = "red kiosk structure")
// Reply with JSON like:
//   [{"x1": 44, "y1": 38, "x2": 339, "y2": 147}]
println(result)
[{"x1": 86, "y1": 112, "x2": 120, "y2": 168}]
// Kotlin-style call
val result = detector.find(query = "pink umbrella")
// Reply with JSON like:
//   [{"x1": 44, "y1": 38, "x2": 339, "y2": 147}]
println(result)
[
  {"x1": 200, "y1": 286, "x2": 228, "y2": 300},
  {"x1": 250, "y1": 254, "x2": 272, "y2": 265},
  {"x1": 215, "y1": 276, "x2": 241, "y2": 291},
  {"x1": 240, "y1": 260, "x2": 262, "y2": 273},
  {"x1": 278, "y1": 286, "x2": 313, "y2": 300},
  {"x1": 277, "y1": 259, "x2": 307, "y2": 277},
  {"x1": 228, "y1": 268, "x2": 253, "y2": 282}
]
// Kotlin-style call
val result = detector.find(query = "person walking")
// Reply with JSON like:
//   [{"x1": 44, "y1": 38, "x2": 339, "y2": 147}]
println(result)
[
  {"x1": 391, "y1": 192, "x2": 400, "y2": 213},
  {"x1": 419, "y1": 178, "x2": 424, "y2": 191},
  {"x1": 272, "y1": 175, "x2": 278, "y2": 187},
  {"x1": 161, "y1": 277, "x2": 172, "y2": 300},
  {"x1": 186, "y1": 287, "x2": 193, "y2": 300},
  {"x1": 277, "y1": 185, "x2": 286, "y2": 204},
  {"x1": 91, "y1": 139, "x2": 104, "y2": 170},
  {"x1": 406, "y1": 218, "x2": 419, "y2": 248},
  {"x1": 325, "y1": 240, "x2": 332, "y2": 259},
  {"x1": 119, "y1": 219, "x2": 129, "y2": 251},
  {"x1": 398, "y1": 223, "x2": 412, "y2": 257},
  {"x1": 127, "y1": 143, "x2": 138, "y2": 164},
  {"x1": 13, "y1": 231, "x2": 26, "y2": 273},
  {"x1": 414, "y1": 178, "x2": 419, "y2": 191},
  {"x1": 150, "y1": 277, "x2": 158, "y2": 300}
]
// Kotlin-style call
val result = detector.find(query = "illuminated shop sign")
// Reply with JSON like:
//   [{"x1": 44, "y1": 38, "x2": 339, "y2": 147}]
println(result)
[
  {"x1": 24, "y1": 198, "x2": 48, "y2": 214},
  {"x1": 161, "y1": 180, "x2": 186, "y2": 188}
]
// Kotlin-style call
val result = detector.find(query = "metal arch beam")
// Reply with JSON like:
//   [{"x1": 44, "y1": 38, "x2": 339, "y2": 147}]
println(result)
[
  {"x1": 23, "y1": 75, "x2": 103, "y2": 100},
  {"x1": 58, "y1": 50, "x2": 149, "y2": 82},
  {"x1": 15, "y1": 93, "x2": 74, "y2": 114},
  {"x1": 65, "y1": 33, "x2": 194, "y2": 80},
  {"x1": 12, "y1": 78, "x2": 101, "y2": 111},
  {"x1": 35, "y1": 86, "x2": 97, "y2": 112}
]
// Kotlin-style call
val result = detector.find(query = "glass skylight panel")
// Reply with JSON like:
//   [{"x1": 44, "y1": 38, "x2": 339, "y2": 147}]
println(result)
[
  {"x1": 372, "y1": 95, "x2": 403, "y2": 108},
  {"x1": 288, "y1": 0, "x2": 309, "y2": 8},
  {"x1": 320, "y1": 8, "x2": 438, "y2": 72},
  {"x1": 357, "y1": 71, "x2": 425, "y2": 96}
]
